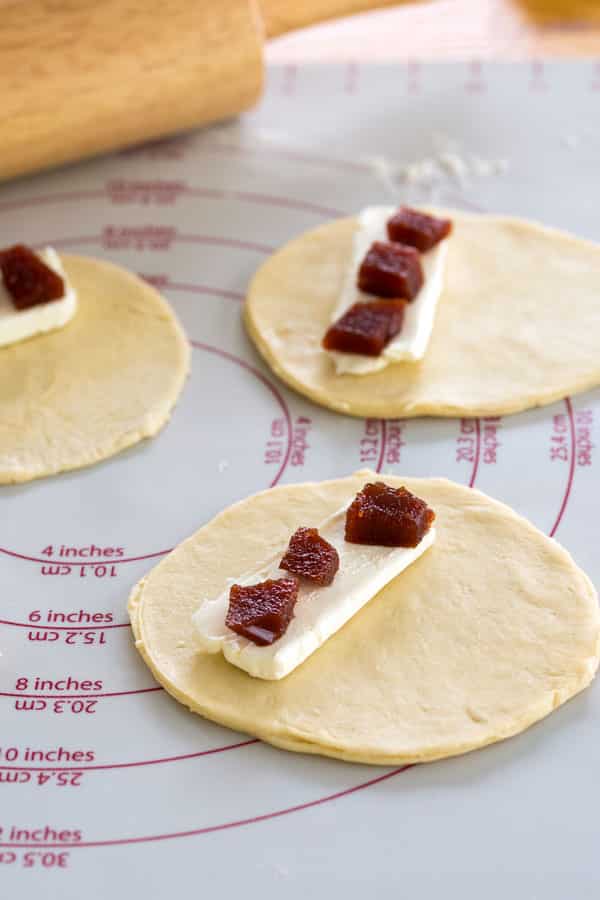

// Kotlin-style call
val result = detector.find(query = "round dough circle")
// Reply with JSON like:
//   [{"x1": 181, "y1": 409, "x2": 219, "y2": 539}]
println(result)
[
  {"x1": 0, "y1": 255, "x2": 190, "y2": 483},
  {"x1": 129, "y1": 472, "x2": 599, "y2": 766},
  {"x1": 244, "y1": 211, "x2": 600, "y2": 418}
]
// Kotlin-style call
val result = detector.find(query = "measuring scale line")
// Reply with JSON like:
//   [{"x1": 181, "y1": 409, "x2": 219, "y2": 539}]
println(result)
[
  {"x1": 230, "y1": 189, "x2": 344, "y2": 219},
  {"x1": 0, "y1": 341, "x2": 293, "y2": 567},
  {"x1": 0, "y1": 764, "x2": 414, "y2": 850},
  {"x1": 40, "y1": 233, "x2": 275, "y2": 255},
  {"x1": 0, "y1": 547, "x2": 170, "y2": 567},
  {"x1": 0, "y1": 401, "x2": 576, "y2": 637},
  {"x1": 0, "y1": 402, "x2": 580, "y2": 844},
  {"x1": 0, "y1": 618, "x2": 130, "y2": 631},
  {"x1": 164, "y1": 281, "x2": 244, "y2": 301},
  {"x1": 0, "y1": 184, "x2": 344, "y2": 219},
  {"x1": 175, "y1": 234, "x2": 275, "y2": 254},
  {"x1": 0, "y1": 688, "x2": 161, "y2": 700},
  {"x1": 0, "y1": 739, "x2": 258, "y2": 774},
  {"x1": 189, "y1": 341, "x2": 293, "y2": 489},
  {"x1": 375, "y1": 420, "x2": 387, "y2": 473},
  {"x1": 549, "y1": 397, "x2": 576, "y2": 538},
  {"x1": 468, "y1": 419, "x2": 481, "y2": 488}
]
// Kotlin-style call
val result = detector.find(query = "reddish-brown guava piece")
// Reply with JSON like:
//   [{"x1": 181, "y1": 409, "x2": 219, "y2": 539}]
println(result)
[
  {"x1": 345, "y1": 482, "x2": 435, "y2": 547},
  {"x1": 358, "y1": 241, "x2": 423, "y2": 300},
  {"x1": 387, "y1": 207, "x2": 453, "y2": 253},
  {"x1": 226, "y1": 577, "x2": 300, "y2": 646},
  {"x1": 322, "y1": 299, "x2": 406, "y2": 357},
  {"x1": 280, "y1": 527, "x2": 340, "y2": 586},
  {"x1": 0, "y1": 244, "x2": 65, "y2": 311}
]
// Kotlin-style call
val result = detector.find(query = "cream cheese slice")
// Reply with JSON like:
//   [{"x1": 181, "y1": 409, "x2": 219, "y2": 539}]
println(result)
[
  {"x1": 192, "y1": 504, "x2": 436, "y2": 681},
  {"x1": 327, "y1": 206, "x2": 449, "y2": 375},
  {"x1": 0, "y1": 247, "x2": 77, "y2": 348}
]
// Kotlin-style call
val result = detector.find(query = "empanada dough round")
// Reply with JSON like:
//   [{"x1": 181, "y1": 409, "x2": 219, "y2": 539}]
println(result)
[
  {"x1": 244, "y1": 211, "x2": 600, "y2": 418},
  {"x1": 129, "y1": 472, "x2": 600, "y2": 766},
  {"x1": 0, "y1": 255, "x2": 190, "y2": 483}
]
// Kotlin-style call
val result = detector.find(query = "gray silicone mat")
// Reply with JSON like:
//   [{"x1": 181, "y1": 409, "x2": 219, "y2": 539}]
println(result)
[{"x1": 1, "y1": 63, "x2": 599, "y2": 898}]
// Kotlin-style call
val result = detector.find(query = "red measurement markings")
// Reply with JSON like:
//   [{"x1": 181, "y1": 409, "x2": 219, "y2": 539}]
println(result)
[
  {"x1": 33, "y1": 225, "x2": 302, "y2": 255},
  {"x1": 102, "y1": 225, "x2": 175, "y2": 251},
  {"x1": 12, "y1": 678, "x2": 102, "y2": 711},
  {"x1": 31, "y1": 610, "x2": 113, "y2": 627},
  {"x1": 188, "y1": 342, "x2": 293, "y2": 489},
  {"x1": 0, "y1": 746, "x2": 94, "y2": 766},
  {"x1": 40, "y1": 563, "x2": 118, "y2": 579},
  {"x1": 3, "y1": 686, "x2": 159, "y2": 701},
  {"x1": 384, "y1": 420, "x2": 406, "y2": 466},
  {"x1": 97, "y1": 227, "x2": 274, "y2": 255},
  {"x1": 0, "y1": 850, "x2": 70, "y2": 869},
  {"x1": 0, "y1": 185, "x2": 344, "y2": 218},
  {"x1": 549, "y1": 411, "x2": 570, "y2": 462},
  {"x1": 0, "y1": 771, "x2": 83, "y2": 787},
  {"x1": 0, "y1": 765, "x2": 413, "y2": 850},
  {"x1": 455, "y1": 419, "x2": 481, "y2": 487},
  {"x1": 0, "y1": 825, "x2": 80, "y2": 864},
  {"x1": 2, "y1": 825, "x2": 81, "y2": 843},
  {"x1": 26, "y1": 631, "x2": 108, "y2": 647},
  {"x1": 23, "y1": 610, "x2": 114, "y2": 642},
  {"x1": 41, "y1": 543, "x2": 124, "y2": 560},
  {"x1": 106, "y1": 179, "x2": 186, "y2": 205},
  {"x1": 0, "y1": 545, "x2": 173, "y2": 571},
  {"x1": 0, "y1": 341, "x2": 292, "y2": 570},
  {"x1": 465, "y1": 60, "x2": 486, "y2": 93},
  {"x1": 13, "y1": 699, "x2": 98, "y2": 715},
  {"x1": 231, "y1": 189, "x2": 343, "y2": 219},
  {"x1": 0, "y1": 189, "x2": 105, "y2": 213},
  {"x1": 290, "y1": 416, "x2": 312, "y2": 468},
  {"x1": 358, "y1": 419, "x2": 387, "y2": 472},
  {"x1": 139, "y1": 273, "x2": 169, "y2": 289},
  {"x1": 0, "y1": 617, "x2": 128, "y2": 632},
  {"x1": 0, "y1": 739, "x2": 255, "y2": 776},
  {"x1": 482, "y1": 416, "x2": 502, "y2": 465},
  {"x1": 15, "y1": 676, "x2": 102, "y2": 693},
  {"x1": 176, "y1": 233, "x2": 274, "y2": 254},
  {"x1": 549, "y1": 398, "x2": 576, "y2": 538},
  {"x1": 144, "y1": 277, "x2": 244, "y2": 302},
  {"x1": 574, "y1": 408, "x2": 594, "y2": 467},
  {"x1": 264, "y1": 417, "x2": 286, "y2": 467}
]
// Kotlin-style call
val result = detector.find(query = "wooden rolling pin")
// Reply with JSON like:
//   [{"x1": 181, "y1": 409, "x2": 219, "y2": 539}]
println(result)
[{"x1": 0, "y1": 0, "x2": 408, "y2": 182}]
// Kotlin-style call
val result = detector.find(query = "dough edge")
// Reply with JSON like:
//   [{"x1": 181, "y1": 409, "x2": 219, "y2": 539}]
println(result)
[
  {"x1": 129, "y1": 472, "x2": 600, "y2": 766},
  {"x1": 244, "y1": 212, "x2": 600, "y2": 419},
  {"x1": 0, "y1": 254, "x2": 191, "y2": 484}
]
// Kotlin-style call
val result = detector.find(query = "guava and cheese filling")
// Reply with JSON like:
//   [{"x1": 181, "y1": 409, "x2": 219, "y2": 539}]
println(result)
[
  {"x1": 0, "y1": 247, "x2": 77, "y2": 348},
  {"x1": 327, "y1": 206, "x2": 450, "y2": 375},
  {"x1": 193, "y1": 501, "x2": 436, "y2": 681}
]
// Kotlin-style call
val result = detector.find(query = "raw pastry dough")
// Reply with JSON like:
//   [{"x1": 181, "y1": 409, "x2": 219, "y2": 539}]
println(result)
[
  {"x1": 129, "y1": 472, "x2": 600, "y2": 766},
  {"x1": 244, "y1": 210, "x2": 600, "y2": 418},
  {"x1": 0, "y1": 255, "x2": 189, "y2": 483}
]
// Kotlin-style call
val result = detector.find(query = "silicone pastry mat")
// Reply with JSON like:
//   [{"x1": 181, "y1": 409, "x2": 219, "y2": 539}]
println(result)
[{"x1": 1, "y1": 64, "x2": 599, "y2": 898}]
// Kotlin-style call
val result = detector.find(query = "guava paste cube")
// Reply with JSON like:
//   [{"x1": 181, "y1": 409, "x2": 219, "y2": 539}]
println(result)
[
  {"x1": 280, "y1": 527, "x2": 340, "y2": 586},
  {"x1": 387, "y1": 207, "x2": 453, "y2": 252},
  {"x1": 322, "y1": 299, "x2": 406, "y2": 357},
  {"x1": 0, "y1": 244, "x2": 64, "y2": 311},
  {"x1": 345, "y1": 482, "x2": 435, "y2": 547},
  {"x1": 357, "y1": 240, "x2": 423, "y2": 300},
  {"x1": 226, "y1": 577, "x2": 300, "y2": 646}
]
